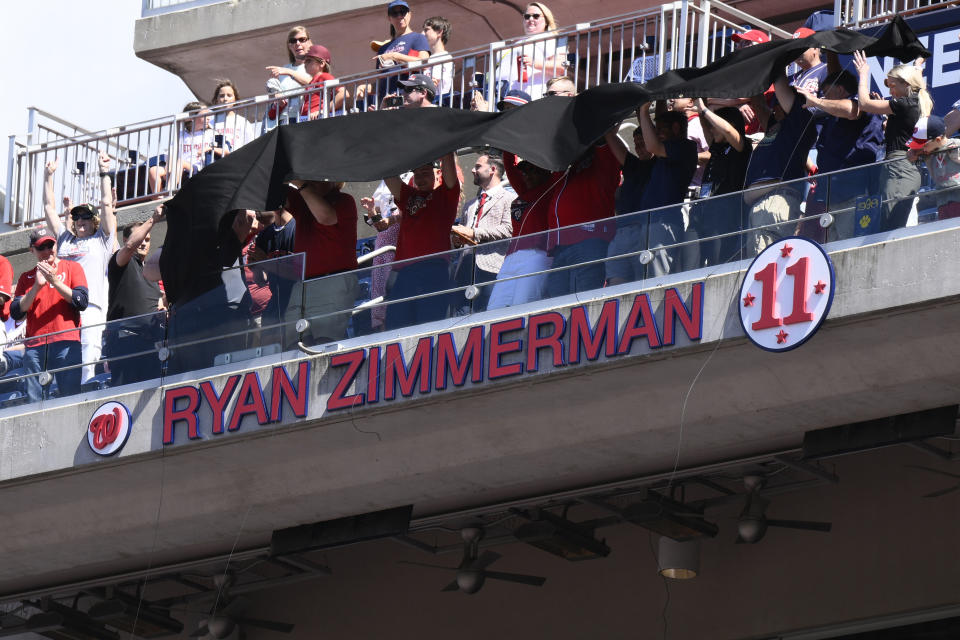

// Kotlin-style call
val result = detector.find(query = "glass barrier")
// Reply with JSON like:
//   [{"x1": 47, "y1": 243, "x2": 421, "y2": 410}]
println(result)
[{"x1": 3, "y1": 154, "x2": 960, "y2": 414}]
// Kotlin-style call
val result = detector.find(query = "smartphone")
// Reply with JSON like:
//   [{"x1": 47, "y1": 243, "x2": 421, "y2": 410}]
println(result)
[
  {"x1": 128, "y1": 150, "x2": 138, "y2": 163},
  {"x1": 473, "y1": 72, "x2": 484, "y2": 88},
  {"x1": 215, "y1": 134, "x2": 224, "y2": 148},
  {"x1": 383, "y1": 95, "x2": 403, "y2": 108},
  {"x1": 75, "y1": 161, "x2": 86, "y2": 174}
]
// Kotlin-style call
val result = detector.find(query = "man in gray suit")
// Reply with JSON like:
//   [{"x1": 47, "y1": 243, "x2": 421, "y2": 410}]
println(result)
[{"x1": 451, "y1": 152, "x2": 516, "y2": 311}]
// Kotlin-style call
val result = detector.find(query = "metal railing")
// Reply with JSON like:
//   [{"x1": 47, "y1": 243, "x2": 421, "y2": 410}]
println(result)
[
  {"x1": 834, "y1": 0, "x2": 956, "y2": 27},
  {"x1": 8, "y1": 0, "x2": 788, "y2": 227}
]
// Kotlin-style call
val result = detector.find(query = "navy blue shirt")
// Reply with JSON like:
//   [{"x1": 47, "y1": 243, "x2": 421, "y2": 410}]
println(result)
[
  {"x1": 639, "y1": 138, "x2": 698, "y2": 214},
  {"x1": 255, "y1": 220, "x2": 297, "y2": 257},
  {"x1": 615, "y1": 153, "x2": 655, "y2": 217},
  {"x1": 815, "y1": 104, "x2": 884, "y2": 174},
  {"x1": 745, "y1": 105, "x2": 817, "y2": 186}
]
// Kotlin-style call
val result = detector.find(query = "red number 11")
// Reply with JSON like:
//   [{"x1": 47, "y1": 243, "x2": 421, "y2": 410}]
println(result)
[{"x1": 752, "y1": 257, "x2": 813, "y2": 331}]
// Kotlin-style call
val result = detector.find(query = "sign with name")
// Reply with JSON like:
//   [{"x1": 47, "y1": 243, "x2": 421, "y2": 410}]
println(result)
[
  {"x1": 88, "y1": 401, "x2": 133, "y2": 456},
  {"x1": 162, "y1": 283, "x2": 705, "y2": 444},
  {"x1": 738, "y1": 237, "x2": 835, "y2": 352}
]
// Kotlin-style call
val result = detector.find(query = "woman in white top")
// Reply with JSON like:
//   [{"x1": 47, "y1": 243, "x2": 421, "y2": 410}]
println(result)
[
  {"x1": 264, "y1": 25, "x2": 315, "y2": 128},
  {"x1": 497, "y1": 3, "x2": 567, "y2": 101},
  {"x1": 210, "y1": 80, "x2": 256, "y2": 159}
]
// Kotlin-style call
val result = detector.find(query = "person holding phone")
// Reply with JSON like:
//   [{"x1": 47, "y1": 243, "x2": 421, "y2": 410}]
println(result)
[{"x1": 210, "y1": 80, "x2": 255, "y2": 158}]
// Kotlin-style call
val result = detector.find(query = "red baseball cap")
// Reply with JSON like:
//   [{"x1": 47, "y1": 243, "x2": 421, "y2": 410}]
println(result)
[
  {"x1": 793, "y1": 27, "x2": 816, "y2": 39},
  {"x1": 304, "y1": 44, "x2": 331, "y2": 64},
  {"x1": 732, "y1": 29, "x2": 770, "y2": 44}
]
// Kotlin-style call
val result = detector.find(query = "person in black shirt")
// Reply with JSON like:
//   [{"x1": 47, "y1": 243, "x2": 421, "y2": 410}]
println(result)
[
  {"x1": 106, "y1": 205, "x2": 165, "y2": 386},
  {"x1": 692, "y1": 100, "x2": 752, "y2": 266},
  {"x1": 853, "y1": 51, "x2": 932, "y2": 230},
  {"x1": 248, "y1": 208, "x2": 297, "y2": 347}
]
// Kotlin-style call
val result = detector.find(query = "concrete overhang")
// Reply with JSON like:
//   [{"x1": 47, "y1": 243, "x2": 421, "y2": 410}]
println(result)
[{"x1": 2, "y1": 221, "x2": 960, "y2": 595}]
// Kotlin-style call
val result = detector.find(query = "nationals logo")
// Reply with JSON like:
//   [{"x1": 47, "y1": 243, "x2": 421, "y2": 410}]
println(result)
[
  {"x1": 738, "y1": 237, "x2": 835, "y2": 352},
  {"x1": 87, "y1": 401, "x2": 133, "y2": 456}
]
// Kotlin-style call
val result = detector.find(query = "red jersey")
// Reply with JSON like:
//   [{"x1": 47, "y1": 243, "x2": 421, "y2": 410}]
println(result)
[
  {"x1": 547, "y1": 143, "x2": 621, "y2": 250},
  {"x1": 502, "y1": 152, "x2": 557, "y2": 254},
  {"x1": 394, "y1": 181, "x2": 461, "y2": 266},
  {"x1": 0, "y1": 254, "x2": 12, "y2": 321},
  {"x1": 300, "y1": 72, "x2": 337, "y2": 118},
  {"x1": 287, "y1": 187, "x2": 358, "y2": 279},
  {"x1": 14, "y1": 259, "x2": 87, "y2": 345}
]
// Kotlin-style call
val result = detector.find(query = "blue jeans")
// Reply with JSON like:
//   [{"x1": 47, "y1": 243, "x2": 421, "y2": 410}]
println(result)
[
  {"x1": 23, "y1": 341, "x2": 82, "y2": 402},
  {"x1": 545, "y1": 238, "x2": 609, "y2": 299}
]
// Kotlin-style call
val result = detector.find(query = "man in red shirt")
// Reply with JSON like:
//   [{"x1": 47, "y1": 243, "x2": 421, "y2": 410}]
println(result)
[
  {"x1": 285, "y1": 181, "x2": 359, "y2": 346},
  {"x1": 377, "y1": 151, "x2": 460, "y2": 330},
  {"x1": 12, "y1": 228, "x2": 89, "y2": 402}
]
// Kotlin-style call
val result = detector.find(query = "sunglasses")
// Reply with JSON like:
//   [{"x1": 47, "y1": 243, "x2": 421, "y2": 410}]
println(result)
[
  {"x1": 523, "y1": 13, "x2": 543, "y2": 19},
  {"x1": 288, "y1": 36, "x2": 308, "y2": 44},
  {"x1": 388, "y1": 8, "x2": 409, "y2": 17},
  {"x1": 70, "y1": 204, "x2": 96, "y2": 220},
  {"x1": 545, "y1": 90, "x2": 570, "y2": 96},
  {"x1": 402, "y1": 85, "x2": 424, "y2": 94},
  {"x1": 34, "y1": 240, "x2": 55, "y2": 250}
]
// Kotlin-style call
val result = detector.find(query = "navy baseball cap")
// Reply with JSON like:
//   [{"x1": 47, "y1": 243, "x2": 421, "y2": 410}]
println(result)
[
  {"x1": 387, "y1": 0, "x2": 410, "y2": 12},
  {"x1": 497, "y1": 89, "x2": 532, "y2": 110}
]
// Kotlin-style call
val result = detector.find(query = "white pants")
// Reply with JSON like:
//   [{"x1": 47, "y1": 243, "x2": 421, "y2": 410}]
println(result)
[
  {"x1": 80, "y1": 305, "x2": 105, "y2": 384},
  {"x1": 487, "y1": 249, "x2": 552, "y2": 310}
]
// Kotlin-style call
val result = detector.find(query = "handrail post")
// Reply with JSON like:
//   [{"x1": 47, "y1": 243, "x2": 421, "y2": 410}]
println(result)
[
  {"x1": 833, "y1": 0, "x2": 843, "y2": 26},
  {"x1": 26, "y1": 108, "x2": 37, "y2": 146},
  {"x1": 658, "y1": 5, "x2": 668, "y2": 75},
  {"x1": 697, "y1": 0, "x2": 711, "y2": 68},
  {"x1": 678, "y1": 0, "x2": 689, "y2": 70},
  {"x1": 486, "y1": 41, "x2": 501, "y2": 112},
  {"x1": 4, "y1": 136, "x2": 15, "y2": 225}
]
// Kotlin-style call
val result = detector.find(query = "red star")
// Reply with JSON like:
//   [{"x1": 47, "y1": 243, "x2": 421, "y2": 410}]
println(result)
[
  {"x1": 780, "y1": 243, "x2": 793, "y2": 258},
  {"x1": 743, "y1": 292, "x2": 755, "y2": 307},
  {"x1": 813, "y1": 280, "x2": 826, "y2": 294},
  {"x1": 776, "y1": 329, "x2": 789, "y2": 344}
]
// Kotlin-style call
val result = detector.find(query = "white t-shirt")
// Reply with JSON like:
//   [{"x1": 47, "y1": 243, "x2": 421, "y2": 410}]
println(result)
[
  {"x1": 423, "y1": 52, "x2": 454, "y2": 97},
  {"x1": 686, "y1": 115, "x2": 709, "y2": 188},
  {"x1": 212, "y1": 112, "x2": 256, "y2": 153},
  {"x1": 265, "y1": 63, "x2": 306, "y2": 128},
  {"x1": 497, "y1": 34, "x2": 568, "y2": 100},
  {"x1": 179, "y1": 127, "x2": 215, "y2": 174},
  {"x1": 58, "y1": 228, "x2": 113, "y2": 312}
]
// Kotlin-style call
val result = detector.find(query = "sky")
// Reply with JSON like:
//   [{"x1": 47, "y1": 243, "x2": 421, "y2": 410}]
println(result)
[{"x1": 0, "y1": 0, "x2": 195, "y2": 187}]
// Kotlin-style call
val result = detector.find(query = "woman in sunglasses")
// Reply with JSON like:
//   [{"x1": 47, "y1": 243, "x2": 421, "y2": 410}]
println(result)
[
  {"x1": 264, "y1": 25, "x2": 315, "y2": 128},
  {"x1": 41, "y1": 151, "x2": 117, "y2": 386},
  {"x1": 495, "y1": 3, "x2": 567, "y2": 102}
]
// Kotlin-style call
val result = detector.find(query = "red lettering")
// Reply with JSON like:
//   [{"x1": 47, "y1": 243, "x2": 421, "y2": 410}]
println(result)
[
  {"x1": 784, "y1": 257, "x2": 814, "y2": 325},
  {"x1": 200, "y1": 375, "x2": 240, "y2": 435},
  {"x1": 269, "y1": 362, "x2": 310, "y2": 422},
  {"x1": 327, "y1": 350, "x2": 366, "y2": 411},
  {"x1": 367, "y1": 346, "x2": 381, "y2": 404},
  {"x1": 526, "y1": 312, "x2": 566, "y2": 372},
  {"x1": 488, "y1": 318, "x2": 525, "y2": 379},
  {"x1": 163, "y1": 386, "x2": 201, "y2": 445},
  {"x1": 435, "y1": 327, "x2": 484, "y2": 389},
  {"x1": 569, "y1": 301, "x2": 618, "y2": 363},
  {"x1": 751, "y1": 263, "x2": 782, "y2": 331},
  {"x1": 617, "y1": 293, "x2": 661, "y2": 354},
  {"x1": 384, "y1": 337, "x2": 433, "y2": 400},
  {"x1": 663, "y1": 283, "x2": 703, "y2": 345},
  {"x1": 227, "y1": 372, "x2": 269, "y2": 431}
]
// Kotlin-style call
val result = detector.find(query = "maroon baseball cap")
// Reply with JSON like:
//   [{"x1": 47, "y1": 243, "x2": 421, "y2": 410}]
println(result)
[
  {"x1": 732, "y1": 29, "x2": 770, "y2": 44},
  {"x1": 29, "y1": 227, "x2": 56, "y2": 248},
  {"x1": 304, "y1": 44, "x2": 331, "y2": 64},
  {"x1": 793, "y1": 27, "x2": 816, "y2": 39}
]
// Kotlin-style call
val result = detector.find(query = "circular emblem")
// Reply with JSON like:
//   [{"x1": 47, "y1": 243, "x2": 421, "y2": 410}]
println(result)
[
  {"x1": 738, "y1": 237, "x2": 835, "y2": 352},
  {"x1": 87, "y1": 401, "x2": 132, "y2": 456}
]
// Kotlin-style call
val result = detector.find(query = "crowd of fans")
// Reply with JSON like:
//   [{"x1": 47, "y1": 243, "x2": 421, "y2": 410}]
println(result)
[{"x1": 2, "y1": 1, "x2": 960, "y2": 404}]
